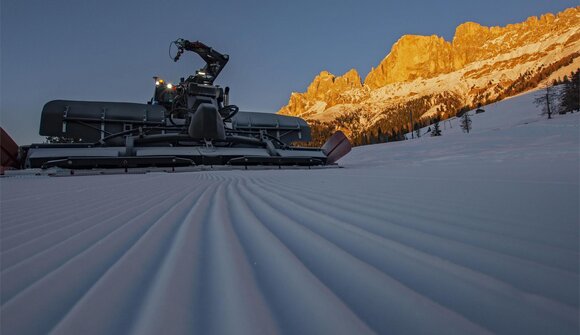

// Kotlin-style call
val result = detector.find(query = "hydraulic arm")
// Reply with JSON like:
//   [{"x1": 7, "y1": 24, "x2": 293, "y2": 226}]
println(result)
[{"x1": 172, "y1": 39, "x2": 229, "y2": 84}]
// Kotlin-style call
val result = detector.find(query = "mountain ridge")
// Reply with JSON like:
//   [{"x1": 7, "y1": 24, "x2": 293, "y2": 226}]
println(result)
[{"x1": 278, "y1": 7, "x2": 580, "y2": 144}]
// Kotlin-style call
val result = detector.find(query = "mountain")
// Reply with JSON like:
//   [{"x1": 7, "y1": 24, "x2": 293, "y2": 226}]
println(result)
[{"x1": 278, "y1": 7, "x2": 580, "y2": 145}]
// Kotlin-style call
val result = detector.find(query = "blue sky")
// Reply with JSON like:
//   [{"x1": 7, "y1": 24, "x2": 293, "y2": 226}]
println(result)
[{"x1": 1, "y1": 0, "x2": 577, "y2": 143}]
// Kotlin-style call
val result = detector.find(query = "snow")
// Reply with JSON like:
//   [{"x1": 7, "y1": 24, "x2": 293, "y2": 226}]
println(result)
[{"x1": 1, "y1": 91, "x2": 579, "y2": 334}]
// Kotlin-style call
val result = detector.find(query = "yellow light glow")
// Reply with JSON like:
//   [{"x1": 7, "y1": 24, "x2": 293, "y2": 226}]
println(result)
[{"x1": 166, "y1": 83, "x2": 173, "y2": 89}]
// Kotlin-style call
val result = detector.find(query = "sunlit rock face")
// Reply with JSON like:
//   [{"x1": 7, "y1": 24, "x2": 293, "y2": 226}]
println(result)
[
  {"x1": 278, "y1": 7, "x2": 580, "y2": 128},
  {"x1": 278, "y1": 69, "x2": 364, "y2": 118},
  {"x1": 364, "y1": 35, "x2": 455, "y2": 89}
]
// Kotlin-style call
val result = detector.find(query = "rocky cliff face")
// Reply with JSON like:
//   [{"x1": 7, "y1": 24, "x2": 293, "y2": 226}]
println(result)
[
  {"x1": 278, "y1": 7, "x2": 580, "y2": 138},
  {"x1": 364, "y1": 35, "x2": 455, "y2": 89},
  {"x1": 364, "y1": 8, "x2": 579, "y2": 89},
  {"x1": 281, "y1": 69, "x2": 365, "y2": 118}
]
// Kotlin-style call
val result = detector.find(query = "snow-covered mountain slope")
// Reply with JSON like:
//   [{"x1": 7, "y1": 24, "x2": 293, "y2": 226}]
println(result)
[{"x1": 1, "y1": 92, "x2": 578, "y2": 334}]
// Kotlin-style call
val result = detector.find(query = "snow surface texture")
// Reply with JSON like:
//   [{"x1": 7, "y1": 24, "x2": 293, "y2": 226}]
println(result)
[{"x1": 1, "y1": 92, "x2": 578, "y2": 334}]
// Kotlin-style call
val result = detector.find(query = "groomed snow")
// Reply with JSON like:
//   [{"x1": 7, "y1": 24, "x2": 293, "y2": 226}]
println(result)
[{"x1": 1, "y1": 92, "x2": 578, "y2": 334}]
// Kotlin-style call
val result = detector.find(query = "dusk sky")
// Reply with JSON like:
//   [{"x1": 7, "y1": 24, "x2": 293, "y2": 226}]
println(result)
[{"x1": 1, "y1": 0, "x2": 577, "y2": 144}]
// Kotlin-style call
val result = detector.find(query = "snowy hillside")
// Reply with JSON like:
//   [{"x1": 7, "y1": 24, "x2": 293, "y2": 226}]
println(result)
[{"x1": 1, "y1": 91, "x2": 578, "y2": 334}]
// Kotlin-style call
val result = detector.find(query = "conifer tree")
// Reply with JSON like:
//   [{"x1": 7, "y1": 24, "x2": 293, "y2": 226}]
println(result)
[
  {"x1": 431, "y1": 118, "x2": 442, "y2": 136},
  {"x1": 460, "y1": 112, "x2": 472, "y2": 133},
  {"x1": 559, "y1": 70, "x2": 579, "y2": 114}
]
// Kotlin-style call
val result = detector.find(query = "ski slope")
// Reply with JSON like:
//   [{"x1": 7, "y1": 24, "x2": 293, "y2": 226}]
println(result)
[{"x1": 1, "y1": 92, "x2": 578, "y2": 334}]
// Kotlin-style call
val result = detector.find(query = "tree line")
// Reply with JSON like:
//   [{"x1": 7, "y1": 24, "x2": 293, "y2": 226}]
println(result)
[{"x1": 535, "y1": 69, "x2": 579, "y2": 119}]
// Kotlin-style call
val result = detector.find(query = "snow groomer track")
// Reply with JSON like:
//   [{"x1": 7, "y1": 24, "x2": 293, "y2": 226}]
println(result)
[{"x1": 1, "y1": 96, "x2": 579, "y2": 334}]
